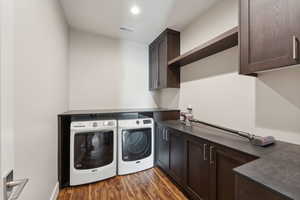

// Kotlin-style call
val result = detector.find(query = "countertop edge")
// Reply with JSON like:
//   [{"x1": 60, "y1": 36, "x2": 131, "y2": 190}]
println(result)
[{"x1": 58, "y1": 108, "x2": 180, "y2": 116}]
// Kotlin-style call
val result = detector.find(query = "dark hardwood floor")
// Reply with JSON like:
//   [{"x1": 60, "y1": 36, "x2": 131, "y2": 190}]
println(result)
[{"x1": 58, "y1": 168, "x2": 188, "y2": 200}]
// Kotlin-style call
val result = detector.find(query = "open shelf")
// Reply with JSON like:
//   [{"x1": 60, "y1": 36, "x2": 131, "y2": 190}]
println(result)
[{"x1": 168, "y1": 27, "x2": 238, "y2": 68}]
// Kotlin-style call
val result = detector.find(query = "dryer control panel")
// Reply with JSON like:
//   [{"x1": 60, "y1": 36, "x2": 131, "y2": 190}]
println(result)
[{"x1": 118, "y1": 118, "x2": 153, "y2": 128}]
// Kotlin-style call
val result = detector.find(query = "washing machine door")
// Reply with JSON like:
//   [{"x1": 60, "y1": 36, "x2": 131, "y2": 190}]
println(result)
[
  {"x1": 122, "y1": 128, "x2": 152, "y2": 161},
  {"x1": 73, "y1": 130, "x2": 114, "y2": 170}
]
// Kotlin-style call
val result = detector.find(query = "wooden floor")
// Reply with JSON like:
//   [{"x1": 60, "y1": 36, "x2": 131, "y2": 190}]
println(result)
[{"x1": 58, "y1": 168, "x2": 188, "y2": 200}]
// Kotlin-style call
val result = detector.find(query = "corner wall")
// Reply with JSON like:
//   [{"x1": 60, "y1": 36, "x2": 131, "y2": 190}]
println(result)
[
  {"x1": 14, "y1": 0, "x2": 69, "y2": 199},
  {"x1": 163, "y1": 0, "x2": 300, "y2": 144},
  {"x1": 179, "y1": 0, "x2": 255, "y2": 132}
]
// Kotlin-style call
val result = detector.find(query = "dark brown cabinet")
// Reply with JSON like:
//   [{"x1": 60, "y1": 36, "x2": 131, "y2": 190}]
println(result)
[
  {"x1": 156, "y1": 126, "x2": 169, "y2": 171},
  {"x1": 168, "y1": 129, "x2": 185, "y2": 183},
  {"x1": 155, "y1": 126, "x2": 185, "y2": 184},
  {"x1": 185, "y1": 137, "x2": 210, "y2": 200},
  {"x1": 235, "y1": 174, "x2": 288, "y2": 200},
  {"x1": 210, "y1": 145, "x2": 256, "y2": 200},
  {"x1": 155, "y1": 126, "x2": 257, "y2": 200},
  {"x1": 184, "y1": 139, "x2": 255, "y2": 200},
  {"x1": 149, "y1": 43, "x2": 159, "y2": 90},
  {"x1": 240, "y1": 0, "x2": 300, "y2": 75},
  {"x1": 149, "y1": 29, "x2": 180, "y2": 90}
]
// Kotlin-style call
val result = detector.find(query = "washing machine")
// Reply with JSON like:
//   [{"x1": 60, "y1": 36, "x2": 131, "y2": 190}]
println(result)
[{"x1": 70, "y1": 120, "x2": 117, "y2": 186}]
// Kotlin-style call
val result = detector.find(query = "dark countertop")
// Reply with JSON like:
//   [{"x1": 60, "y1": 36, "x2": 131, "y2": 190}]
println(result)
[
  {"x1": 158, "y1": 120, "x2": 300, "y2": 200},
  {"x1": 59, "y1": 108, "x2": 179, "y2": 116}
]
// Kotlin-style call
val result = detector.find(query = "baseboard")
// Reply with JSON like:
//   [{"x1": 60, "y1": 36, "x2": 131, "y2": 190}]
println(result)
[{"x1": 50, "y1": 182, "x2": 59, "y2": 200}]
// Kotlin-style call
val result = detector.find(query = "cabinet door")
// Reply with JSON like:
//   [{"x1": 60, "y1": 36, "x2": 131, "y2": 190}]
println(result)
[
  {"x1": 149, "y1": 43, "x2": 159, "y2": 90},
  {"x1": 157, "y1": 35, "x2": 167, "y2": 89},
  {"x1": 209, "y1": 146, "x2": 256, "y2": 200},
  {"x1": 235, "y1": 174, "x2": 288, "y2": 200},
  {"x1": 168, "y1": 129, "x2": 184, "y2": 183},
  {"x1": 185, "y1": 138, "x2": 210, "y2": 200},
  {"x1": 148, "y1": 29, "x2": 180, "y2": 90},
  {"x1": 149, "y1": 44, "x2": 154, "y2": 90},
  {"x1": 240, "y1": 0, "x2": 300, "y2": 74},
  {"x1": 156, "y1": 126, "x2": 169, "y2": 171}
]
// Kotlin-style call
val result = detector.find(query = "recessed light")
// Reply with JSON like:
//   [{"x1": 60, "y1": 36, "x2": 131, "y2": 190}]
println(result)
[{"x1": 130, "y1": 5, "x2": 140, "y2": 15}]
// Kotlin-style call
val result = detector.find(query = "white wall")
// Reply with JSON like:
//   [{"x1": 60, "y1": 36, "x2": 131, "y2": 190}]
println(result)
[
  {"x1": 14, "y1": 0, "x2": 69, "y2": 199},
  {"x1": 156, "y1": 88, "x2": 180, "y2": 109},
  {"x1": 69, "y1": 29, "x2": 158, "y2": 110},
  {"x1": 180, "y1": 0, "x2": 238, "y2": 54},
  {"x1": 0, "y1": 0, "x2": 14, "y2": 198},
  {"x1": 254, "y1": 68, "x2": 300, "y2": 144},
  {"x1": 177, "y1": 0, "x2": 256, "y2": 133},
  {"x1": 162, "y1": 0, "x2": 300, "y2": 144}
]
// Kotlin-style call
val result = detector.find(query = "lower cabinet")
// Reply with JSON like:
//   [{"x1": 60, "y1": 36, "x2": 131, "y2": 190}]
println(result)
[
  {"x1": 155, "y1": 125, "x2": 257, "y2": 200},
  {"x1": 169, "y1": 129, "x2": 185, "y2": 183},
  {"x1": 235, "y1": 174, "x2": 288, "y2": 200},
  {"x1": 185, "y1": 137, "x2": 210, "y2": 200},
  {"x1": 209, "y1": 145, "x2": 256, "y2": 200},
  {"x1": 156, "y1": 125, "x2": 185, "y2": 184},
  {"x1": 156, "y1": 126, "x2": 169, "y2": 172}
]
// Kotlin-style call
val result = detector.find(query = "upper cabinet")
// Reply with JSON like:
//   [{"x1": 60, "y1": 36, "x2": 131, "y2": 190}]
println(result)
[
  {"x1": 240, "y1": 0, "x2": 300, "y2": 75},
  {"x1": 149, "y1": 29, "x2": 180, "y2": 90}
]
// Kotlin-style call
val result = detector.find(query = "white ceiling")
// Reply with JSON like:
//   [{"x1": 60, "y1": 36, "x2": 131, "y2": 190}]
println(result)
[{"x1": 60, "y1": 0, "x2": 220, "y2": 44}]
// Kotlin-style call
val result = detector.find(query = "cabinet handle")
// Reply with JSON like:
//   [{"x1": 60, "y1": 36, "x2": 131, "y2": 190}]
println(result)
[
  {"x1": 210, "y1": 146, "x2": 214, "y2": 165},
  {"x1": 203, "y1": 144, "x2": 207, "y2": 161},
  {"x1": 165, "y1": 129, "x2": 168, "y2": 141},
  {"x1": 293, "y1": 35, "x2": 298, "y2": 60},
  {"x1": 162, "y1": 129, "x2": 165, "y2": 140},
  {"x1": 157, "y1": 53, "x2": 160, "y2": 88}
]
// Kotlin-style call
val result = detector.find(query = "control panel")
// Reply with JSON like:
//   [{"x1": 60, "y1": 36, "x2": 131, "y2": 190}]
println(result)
[
  {"x1": 118, "y1": 118, "x2": 153, "y2": 127},
  {"x1": 71, "y1": 120, "x2": 116, "y2": 130},
  {"x1": 143, "y1": 119, "x2": 152, "y2": 124}
]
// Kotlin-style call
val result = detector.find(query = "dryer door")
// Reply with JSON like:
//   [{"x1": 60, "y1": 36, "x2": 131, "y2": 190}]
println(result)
[{"x1": 122, "y1": 128, "x2": 152, "y2": 161}]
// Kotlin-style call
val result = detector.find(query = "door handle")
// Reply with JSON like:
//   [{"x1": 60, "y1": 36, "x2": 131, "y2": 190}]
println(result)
[
  {"x1": 293, "y1": 35, "x2": 298, "y2": 60},
  {"x1": 5, "y1": 178, "x2": 28, "y2": 200},
  {"x1": 209, "y1": 146, "x2": 215, "y2": 165},
  {"x1": 203, "y1": 144, "x2": 207, "y2": 161}
]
